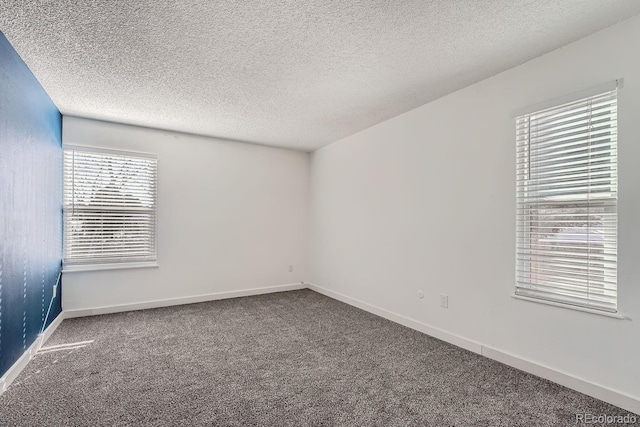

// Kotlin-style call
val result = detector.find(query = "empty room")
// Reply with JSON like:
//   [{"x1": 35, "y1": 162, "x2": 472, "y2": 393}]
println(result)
[{"x1": 1, "y1": 1, "x2": 639, "y2": 425}]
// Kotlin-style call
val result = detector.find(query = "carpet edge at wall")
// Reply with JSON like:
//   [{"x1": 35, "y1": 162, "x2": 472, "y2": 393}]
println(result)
[{"x1": 306, "y1": 282, "x2": 639, "y2": 416}]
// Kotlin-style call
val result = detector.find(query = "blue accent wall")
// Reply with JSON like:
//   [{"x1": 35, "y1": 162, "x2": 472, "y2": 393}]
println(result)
[{"x1": 0, "y1": 31, "x2": 62, "y2": 377}]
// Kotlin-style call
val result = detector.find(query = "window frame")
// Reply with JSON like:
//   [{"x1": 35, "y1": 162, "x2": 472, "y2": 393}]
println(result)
[
  {"x1": 514, "y1": 81, "x2": 620, "y2": 316},
  {"x1": 62, "y1": 145, "x2": 158, "y2": 272}
]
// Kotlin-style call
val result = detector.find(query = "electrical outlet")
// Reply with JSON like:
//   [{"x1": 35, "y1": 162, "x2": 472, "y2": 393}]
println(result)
[
  {"x1": 53, "y1": 284, "x2": 57, "y2": 298},
  {"x1": 288, "y1": 264, "x2": 294, "y2": 273},
  {"x1": 417, "y1": 290, "x2": 424, "y2": 299},
  {"x1": 440, "y1": 294, "x2": 449, "y2": 308}
]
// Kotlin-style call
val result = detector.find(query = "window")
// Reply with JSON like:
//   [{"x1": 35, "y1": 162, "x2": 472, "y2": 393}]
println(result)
[
  {"x1": 516, "y1": 87, "x2": 618, "y2": 313},
  {"x1": 63, "y1": 146, "x2": 157, "y2": 269}
]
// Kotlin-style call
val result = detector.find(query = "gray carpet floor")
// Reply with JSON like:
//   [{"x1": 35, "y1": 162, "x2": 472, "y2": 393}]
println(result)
[{"x1": 0, "y1": 289, "x2": 636, "y2": 426}]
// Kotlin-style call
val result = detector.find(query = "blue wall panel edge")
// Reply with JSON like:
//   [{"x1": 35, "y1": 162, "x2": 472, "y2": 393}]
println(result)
[{"x1": 0, "y1": 31, "x2": 63, "y2": 377}]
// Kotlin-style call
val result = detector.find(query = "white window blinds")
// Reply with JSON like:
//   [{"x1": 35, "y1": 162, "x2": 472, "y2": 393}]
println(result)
[
  {"x1": 516, "y1": 89, "x2": 618, "y2": 313},
  {"x1": 63, "y1": 146, "x2": 157, "y2": 266}
]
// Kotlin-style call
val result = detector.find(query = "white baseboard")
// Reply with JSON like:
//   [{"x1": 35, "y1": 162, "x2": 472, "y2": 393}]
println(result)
[
  {"x1": 481, "y1": 346, "x2": 640, "y2": 415},
  {"x1": 0, "y1": 311, "x2": 66, "y2": 397},
  {"x1": 40, "y1": 311, "x2": 66, "y2": 345},
  {"x1": 306, "y1": 283, "x2": 640, "y2": 415},
  {"x1": 306, "y1": 283, "x2": 483, "y2": 354},
  {"x1": 64, "y1": 283, "x2": 307, "y2": 318}
]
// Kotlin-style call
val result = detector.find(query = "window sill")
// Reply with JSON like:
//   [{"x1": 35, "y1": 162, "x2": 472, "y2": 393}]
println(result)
[
  {"x1": 62, "y1": 262, "x2": 159, "y2": 273},
  {"x1": 511, "y1": 293, "x2": 628, "y2": 320}
]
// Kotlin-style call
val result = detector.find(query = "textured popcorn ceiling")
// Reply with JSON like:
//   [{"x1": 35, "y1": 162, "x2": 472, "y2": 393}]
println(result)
[{"x1": 1, "y1": 1, "x2": 639, "y2": 151}]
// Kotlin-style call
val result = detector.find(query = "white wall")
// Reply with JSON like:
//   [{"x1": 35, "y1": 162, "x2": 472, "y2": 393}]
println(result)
[
  {"x1": 62, "y1": 116, "x2": 309, "y2": 312},
  {"x1": 309, "y1": 16, "x2": 640, "y2": 407}
]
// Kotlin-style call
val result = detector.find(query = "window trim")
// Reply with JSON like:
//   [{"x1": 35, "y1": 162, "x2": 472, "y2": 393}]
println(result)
[
  {"x1": 514, "y1": 83, "x2": 620, "y2": 314},
  {"x1": 62, "y1": 261, "x2": 159, "y2": 273},
  {"x1": 511, "y1": 293, "x2": 626, "y2": 320},
  {"x1": 62, "y1": 144, "x2": 158, "y2": 268}
]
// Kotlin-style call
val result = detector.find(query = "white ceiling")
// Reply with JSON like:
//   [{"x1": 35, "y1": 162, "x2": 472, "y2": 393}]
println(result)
[{"x1": 1, "y1": 1, "x2": 639, "y2": 151}]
